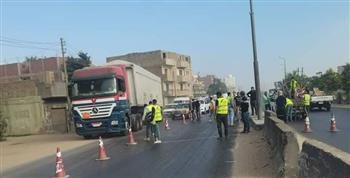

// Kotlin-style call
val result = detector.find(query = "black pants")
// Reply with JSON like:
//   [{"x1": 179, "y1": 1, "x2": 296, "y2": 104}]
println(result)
[
  {"x1": 216, "y1": 114, "x2": 228, "y2": 138},
  {"x1": 277, "y1": 107, "x2": 287, "y2": 122},
  {"x1": 265, "y1": 104, "x2": 271, "y2": 111},
  {"x1": 250, "y1": 100, "x2": 256, "y2": 115}
]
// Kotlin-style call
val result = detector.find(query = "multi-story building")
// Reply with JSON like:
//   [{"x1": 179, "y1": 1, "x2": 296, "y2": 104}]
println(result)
[
  {"x1": 107, "y1": 50, "x2": 193, "y2": 104},
  {"x1": 192, "y1": 75, "x2": 206, "y2": 97},
  {"x1": 198, "y1": 75, "x2": 216, "y2": 91},
  {"x1": 224, "y1": 74, "x2": 237, "y2": 93}
]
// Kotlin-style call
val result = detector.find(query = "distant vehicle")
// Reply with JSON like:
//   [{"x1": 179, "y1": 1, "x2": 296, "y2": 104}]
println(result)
[
  {"x1": 71, "y1": 62, "x2": 162, "y2": 138},
  {"x1": 310, "y1": 88, "x2": 333, "y2": 111},
  {"x1": 163, "y1": 103, "x2": 177, "y2": 119},
  {"x1": 198, "y1": 98, "x2": 210, "y2": 114},
  {"x1": 173, "y1": 102, "x2": 191, "y2": 120},
  {"x1": 173, "y1": 97, "x2": 190, "y2": 104}
]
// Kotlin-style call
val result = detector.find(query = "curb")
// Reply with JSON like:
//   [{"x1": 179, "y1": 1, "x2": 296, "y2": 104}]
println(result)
[{"x1": 250, "y1": 116, "x2": 264, "y2": 130}]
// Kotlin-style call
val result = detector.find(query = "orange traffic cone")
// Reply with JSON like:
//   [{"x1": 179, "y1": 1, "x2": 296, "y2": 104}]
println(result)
[
  {"x1": 126, "y1": 128, "x2": 137, "y2": 145},
  {"x1": 329, "y1": 113, "x2": 338, "y2": 132},
  {"x1": 303, "y1": 116, "x2": 312, "y2": 133},
  {"x1": 54, "y1": 147, "x2": 69, "y2": 178},
  {"x1": 96, "y1": 137, "x2": 110, "y2": 161},
  {"x1": 165, "y1": 119, "x2": 170, "y2": 130}
]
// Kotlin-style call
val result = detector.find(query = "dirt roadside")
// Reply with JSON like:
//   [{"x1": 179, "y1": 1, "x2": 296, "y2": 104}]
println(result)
[
  {"x1": 0, "y1": 134, "x2": 96, "y2": 172},
  {"x1": 232, "y1": 123, "x2": 276, "y2": 178}
]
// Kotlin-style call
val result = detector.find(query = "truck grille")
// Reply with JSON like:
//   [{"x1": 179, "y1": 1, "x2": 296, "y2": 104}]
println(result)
[{"x1": 73, "y1": 103, "x2": 116, "y2": 119}]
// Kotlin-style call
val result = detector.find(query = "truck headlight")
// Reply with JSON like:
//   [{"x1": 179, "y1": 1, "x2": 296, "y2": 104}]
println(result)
[
  {"x1": 111, "y1": 120, "x2": 118, "y2": 126},
  {"x1": 75, "y1": 123, "x2": 83, "y2": 128}
]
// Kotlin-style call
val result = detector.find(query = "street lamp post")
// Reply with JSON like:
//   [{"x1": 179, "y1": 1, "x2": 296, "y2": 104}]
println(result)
[{"x1": 249, "y1": 0, "x2": 262, "y2": 120}]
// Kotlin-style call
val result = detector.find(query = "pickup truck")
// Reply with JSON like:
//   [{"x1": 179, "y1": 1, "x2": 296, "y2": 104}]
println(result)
[{"x1": 311, "y1": 95, "x2": 333, "y2": 111}]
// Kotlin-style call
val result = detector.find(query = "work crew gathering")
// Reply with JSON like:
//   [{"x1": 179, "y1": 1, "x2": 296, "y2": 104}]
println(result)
[{"x1": 141, "y1": 90, "x2": 255, "y2": 144}]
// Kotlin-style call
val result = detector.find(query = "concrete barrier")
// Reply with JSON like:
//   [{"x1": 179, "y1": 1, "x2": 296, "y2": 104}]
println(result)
[{"x1": 264, "y1": 111, "x2": 350, "y2": 178}]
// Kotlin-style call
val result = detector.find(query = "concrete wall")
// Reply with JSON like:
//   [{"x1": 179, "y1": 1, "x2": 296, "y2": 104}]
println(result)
[
  {"x1": 1, "y1": 96, "x2": 45, "y2": 135},
  {"x1": 264, "y1": 111, "x2": 350, "y2": 178}
]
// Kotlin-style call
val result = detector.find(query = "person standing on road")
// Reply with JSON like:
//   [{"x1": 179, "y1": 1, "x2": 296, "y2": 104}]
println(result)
[
  {"x1": 247, "y1": 87, "x2": 257, "y2": 116},
  {"x1": 143, "y1": 101, "x2": 154, "y2": 141},
  {"x1": 209, "y1": 97, "x2": 216, "y2": 122},
  {"x1": 276, "y1": 91, "x2": 287, "y2": 122},
  {"x1": 240, "y1": 91, "x2": 250, "y2": 133},
  {"x1": 227, "y1": 92, "x2": 235, "y2": 126},
  {"x1": 151, "y1": 99, "x2": 163, "y2": 144},
  {"x1": 234, "y1": 92, "x2": 241, "y2": 120},
  {"x1": 302, "y1": 89, "x2": 311, "y2": 115},
  {"x1": 195, "y1": 99, "x2": 201, "y2": 121},
  {"x1": 286, "y1": 97, "x2": 294, "y2": 122},
  {"x1": 263, "y1": 91, "x2": 271, "y2": 111},
  {"x1": 215, "y1": 92, "x2": 229, "y2": 139}
]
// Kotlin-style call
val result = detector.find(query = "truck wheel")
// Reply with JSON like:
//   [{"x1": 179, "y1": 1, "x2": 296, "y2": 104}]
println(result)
[
  {"x1": 120, "y1": 130, "x2": 127, "y2": 136},
  {"x1": 327, "y1": 106, "x2": 331, "y2": 111}
]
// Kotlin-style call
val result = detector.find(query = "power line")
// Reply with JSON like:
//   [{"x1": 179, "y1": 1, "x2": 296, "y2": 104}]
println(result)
[
  {"x1": 0, "y1": 36, "x2": 60, "y2": 46},
  {"x1": 1, "y1": 42, "x2": 58, "y2": 51}
]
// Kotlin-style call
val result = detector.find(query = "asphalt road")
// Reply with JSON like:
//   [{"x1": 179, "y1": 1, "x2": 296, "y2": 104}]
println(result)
[
  {"x1": 288, "y1": 106, "x2": 350, "y2": 153},
  {"x1": 4, "y1": 115, "x2": 238, "y2": 178}
]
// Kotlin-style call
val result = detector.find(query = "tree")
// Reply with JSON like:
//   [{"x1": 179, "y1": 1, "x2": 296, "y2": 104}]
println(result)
[
  {"x1": 66, "y1": 51, "x2": 92, "y2": 81},
  {"x1": 341, "y1": 63, "x2": 350, "y2": 93},
  {"x1": 25, "y1": 56, "x2": 38, "y2": 62},
  {"x1": 319, "y1": 69, "x2": 342, "y2": 94},
  {"x1": 207, "y1": 78, "x2": 227, "y2": 96}
]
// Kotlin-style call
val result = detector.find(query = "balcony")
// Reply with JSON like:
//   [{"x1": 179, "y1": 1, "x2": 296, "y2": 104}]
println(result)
[
  {"x1": 164, "y1": 58, "x2": 176, "y2": 66},
  {"x1": 177, "y1": 75, "x2": 189, "y2": 82},
  {"x1": 176, "y1": 90, "x2": 191, "y2": 96},
  {"x1": 177, "y1": 60, "x2": 190, "y2": 68},
  {"x1": 164, "y1": 89, "x2": 176, "y2": 96},
  {"x1": 163, "y1": 73, "x2": 175, "y2": 82}
]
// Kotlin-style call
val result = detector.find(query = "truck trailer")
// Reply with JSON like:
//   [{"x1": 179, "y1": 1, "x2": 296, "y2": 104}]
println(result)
[{"x1": 71, "y1": 61, "x2": 162, "y2": 138}]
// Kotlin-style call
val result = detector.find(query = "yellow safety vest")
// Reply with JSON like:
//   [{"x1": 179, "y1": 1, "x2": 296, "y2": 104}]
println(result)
[
  {"x1": 290, "y1": 79, "x2": 298, "y2": 90},
  {"x1": 217, "y1": 97, "x2": 228, "y2": 114},
  {"x1": 154, "y1": 105, "x2": 163, "y2": 122},
  {"x1": 303, "y1": 94, "x2": 311, "y2": 106},
  {"x1": 286, "y1": 98, "x2": 293, "y2": 107}
]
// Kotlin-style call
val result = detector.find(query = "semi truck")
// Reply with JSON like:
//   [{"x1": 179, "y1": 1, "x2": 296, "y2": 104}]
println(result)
[{"x1": 71, "y1": 60, "x2": 163, "y2": 138}]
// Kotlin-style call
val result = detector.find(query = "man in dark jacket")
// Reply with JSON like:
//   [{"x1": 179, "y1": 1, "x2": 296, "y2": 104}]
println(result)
[
  {"x1": 240, "y1": 91, "x2": 250, "y2": 133},
  {"x1": 276, "y1": 91, "x2": 287, "y2": 122},
  {"x1": 247, "y1": 87, "x2": 257, "y2": 116}
]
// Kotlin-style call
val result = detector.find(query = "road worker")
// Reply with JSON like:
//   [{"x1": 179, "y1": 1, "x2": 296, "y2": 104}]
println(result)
[
  {"x1": 285, "y1": 97, "x2": 294, "y2": 122},
  {"x1": 143, "y1": 101, "x2": 154, "y2": 141},
  {"x1": 215, "y1": 92, "x2": 229, "y2": 139},
  {"x1": 151, "y1": 99, "x2": 163, "y2": 144},
  {"x1": 263, "y1": 91, "x2": 271, "y2": 111},
  {"x1": 276, "y1": 91, "x2": 287, "y2": 122},
  {"x1": 302, "y1": 89, "x2": 311, "y2": 115},
  {"x1": 290, "y1": 77, "x2": 298, "y2": 98}
]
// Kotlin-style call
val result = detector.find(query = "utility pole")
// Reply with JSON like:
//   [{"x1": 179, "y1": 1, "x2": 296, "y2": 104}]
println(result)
[
  {"x1": 60, "y1": 38, "x2": 71, "y2": 133},
  {"x1": 279, "y1": 56, "x2": 287, "y2": 81},
  {"x1": 249, "y1": 0, "x2": 262, "y2": 120}
]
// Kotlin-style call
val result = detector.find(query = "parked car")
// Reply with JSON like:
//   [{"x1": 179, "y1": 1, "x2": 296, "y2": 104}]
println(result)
[
  {"x1": 173, "y1": 102, "x2": 191, "y2": 120},
  {"x1": 163, "y1": 103, "x2": 177, "y2": 119}
]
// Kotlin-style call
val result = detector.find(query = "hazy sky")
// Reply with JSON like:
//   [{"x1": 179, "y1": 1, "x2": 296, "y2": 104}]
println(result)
[{"x1": 1, "y1": 0, "x2": 349, "y2": 91}]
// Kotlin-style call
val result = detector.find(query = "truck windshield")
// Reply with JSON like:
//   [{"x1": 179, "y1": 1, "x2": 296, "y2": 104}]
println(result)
[{"x1": 72, "y1": 78, "x2": 117, "y2": 98}]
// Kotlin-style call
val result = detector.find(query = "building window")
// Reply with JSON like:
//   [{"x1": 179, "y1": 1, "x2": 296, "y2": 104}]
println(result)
[
  {"x1": 162, "y1": 53, "x2": 167, "y2": 59},
  {"x1": 165, "y1": 68, "x2": 168, "y2": 75},
  {"x1": 180, "y1": 84, "x2": 184, "y2": 91},
  {"x1": 179, "y1": 70, "x2": 183, "y2": 76}
]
